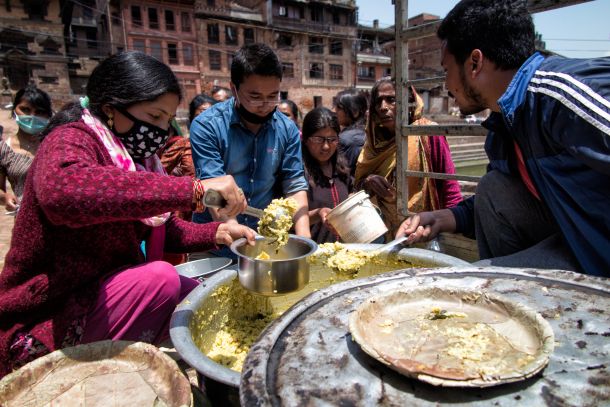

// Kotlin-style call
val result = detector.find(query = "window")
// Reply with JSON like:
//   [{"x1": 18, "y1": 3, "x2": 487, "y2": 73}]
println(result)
[
  {"x1": 358, "y1": 65, "x2": 375, "y2": 80},
  {"x1": 39, "y1": 76, "x2": 59, "y2": 85},
  {"x1": 280, "y1": 91, "x2": 288, "y2": 100},
  {"x1": 244, "y1": 28, "x2": 255, "y2": 44},
  {"x1": 131, "y1": 6, "x2": 142, "y2": 27},
  {"x1": 332, "y1": 12, "x2": 341, "y2": 25},
  {"x1": 133, "y1": 39, "x2": 146, "y2": 53},
  {"x1": 385, "y1": 67, "x2": 392, "y2": 77},
  {"x1": 309, "y1": 37, "x2": 324, "y2": 54},
  {"x1": 207, "y1": 24, "x2": 219, "y2": 44},
  {"x1": 150, "y1": 40, "x2": 162, "y2": 61},
  {"x1": 165, "y1": 10, "x2": 175, "y2": 31},
  {"x1": 227, "y1": 54, "x2": 233, "y2": 69},
  {"x1": 111, "y1": 12, "x2": 121, "y2": 26},
  {"x1": 183, "y1": 44, "x2": 194, "y2": 65},
  {"x1": 278, "y1": 6, "x2": 287, "y2": 16},
  {"x1": 309, "y1": 62, "x2": 324, "y2": 79},
  {"x1": 225, "y1": 26, "x2": 237, "y2": 45},
  {"x1": 330, "y1": 41, "x2": 343, "y2": 55},
  {"x1": 85, "y1": 28, "x2": 97, "y2": 49},
  {"x1": 181, "y1": 12, "x2": 191, "y2": 32},
  {"x1": 209, "y1": 50, "x2": 221, "y2": 70},
  {"x1": 148, "y1": 8, "x2": 159, "y2": 29},
  {"x1": 311, "y1": 8, "x2": 322, "y2": 22},
  {"x1": 330, "y1": 64, "x2": 343, "y2": 80},
  {"x1": 277, "y1": 34, "x2": 292, "y2": 49},
  {"x1": 282, "y1": 63, "x2": 294, "y2": 78},
  {"x1": 314, "y1": 96, "x2": 322, "y2": 108},
  {"x1": 167, "y1": 43, "x2": 178, "y2": 64},
  {"x1": 207, "y1": 0, "x2": 215, "y2": 6}
]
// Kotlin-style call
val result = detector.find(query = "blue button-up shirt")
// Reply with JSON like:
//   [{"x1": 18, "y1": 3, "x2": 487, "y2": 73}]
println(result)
[{"x1": 190, "y1": 98, "x2": 308, "y2": 230}]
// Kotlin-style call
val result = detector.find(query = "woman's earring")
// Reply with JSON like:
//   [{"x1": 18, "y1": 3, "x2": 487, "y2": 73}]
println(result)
[{"x1": 107, "y1": 115, "x2": 114, "y2": 128}]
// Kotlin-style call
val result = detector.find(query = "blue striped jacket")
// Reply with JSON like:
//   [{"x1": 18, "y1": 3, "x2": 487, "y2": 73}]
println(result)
[{"x1": 451, "y1": 52, "x2": 610, "y2": 276}]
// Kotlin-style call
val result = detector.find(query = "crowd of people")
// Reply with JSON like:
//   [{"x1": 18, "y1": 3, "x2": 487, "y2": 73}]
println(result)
[{"x1": 0, "y1": 0, "x2": 608, "y2": 378}]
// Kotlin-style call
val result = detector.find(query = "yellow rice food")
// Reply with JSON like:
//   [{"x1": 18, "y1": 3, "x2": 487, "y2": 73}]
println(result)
[{"x1": 257, "y1": 198, "x2": 298, "y2": 248}]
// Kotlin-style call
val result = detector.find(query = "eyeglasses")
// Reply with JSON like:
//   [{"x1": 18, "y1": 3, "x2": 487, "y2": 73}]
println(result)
[
  {"x1": 237, "y1": 91, "x2": 280, "y2": 107},
  {"x1": 308, "y1": 136, "x2": 339, "y2": 145}
]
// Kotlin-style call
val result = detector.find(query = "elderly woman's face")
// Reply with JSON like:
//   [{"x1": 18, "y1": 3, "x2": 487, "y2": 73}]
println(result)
[{"x1": 374, "y1": 82, "x2": 396, "y2": 133}]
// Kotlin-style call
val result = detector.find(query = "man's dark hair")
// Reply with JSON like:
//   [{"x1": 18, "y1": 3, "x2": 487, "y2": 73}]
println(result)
[
  {"x1": 334, "y1": 88, "x2": 368, "y2": 127},
  {"x1": 437, "y1": 0, "x2": 535, "y2": 70},
  {"x1": 231, "y1": 43, "x2": 283, "y2": 89}
]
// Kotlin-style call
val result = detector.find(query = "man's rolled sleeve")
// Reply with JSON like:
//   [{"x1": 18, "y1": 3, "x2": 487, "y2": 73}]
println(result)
[
  {"x1": 189, "y1": 117, "x2": 226, "y2": 180},
  {"x1": 280, "y1": 124, "x2": 308, "y2": 195},
  {"x1": 449, "y1": 195, "x2": 475, "y2": 239}
]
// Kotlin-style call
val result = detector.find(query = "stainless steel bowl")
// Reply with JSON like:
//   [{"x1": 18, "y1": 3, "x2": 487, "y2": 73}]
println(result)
[
  {"x1": 230, "y1": 235, "x2": 318, "y2": 296},
  {"x1": 174, "y1": 257, "x2": 232, "y2": 281}
]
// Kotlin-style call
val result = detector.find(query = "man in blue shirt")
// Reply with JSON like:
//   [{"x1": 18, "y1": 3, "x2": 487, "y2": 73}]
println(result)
[
  {"x1": 396, "y1": 0, "x2": 610, "y2": 277},
  {"x1": 190, "y1": 44, "x2": 310, "y2": 247}
]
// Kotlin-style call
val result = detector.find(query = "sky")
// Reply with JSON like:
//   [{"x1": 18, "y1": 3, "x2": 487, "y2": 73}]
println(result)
[{"x1": 355, "y1": 0, "x2": 610, "y2": 59}]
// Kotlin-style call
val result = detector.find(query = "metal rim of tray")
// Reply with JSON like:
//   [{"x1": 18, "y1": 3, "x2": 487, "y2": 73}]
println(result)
[
  {"x1": 169, "y1": 246, "x2": 471, "y2": 388},
  {"x1": 239, "y1": 267, "x2": 609, "y2": 405}
]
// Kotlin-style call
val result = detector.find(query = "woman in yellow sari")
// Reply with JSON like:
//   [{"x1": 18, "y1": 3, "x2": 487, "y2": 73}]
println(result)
[{"x1": 354, "y1": 78, "x2": 462, "y2": 240}]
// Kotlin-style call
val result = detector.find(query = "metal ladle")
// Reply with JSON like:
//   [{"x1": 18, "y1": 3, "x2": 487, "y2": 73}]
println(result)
[{"x1": 203, "y1": 189, "x2": 287, "y2": 226}]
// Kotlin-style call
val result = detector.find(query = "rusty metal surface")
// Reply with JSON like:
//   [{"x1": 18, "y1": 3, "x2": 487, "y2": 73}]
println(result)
[{"x1": 241, "y1": 267, "x2": 610, "y2": 406}]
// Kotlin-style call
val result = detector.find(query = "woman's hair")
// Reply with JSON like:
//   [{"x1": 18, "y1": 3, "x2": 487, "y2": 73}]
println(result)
[
  {"x1": 302, "y1": 107, "x2": 350, "y2": 188},
  {"x1": 44, "y1": 51, "x2": 182, "y2": 135},
  {"x1": 12, "y1": 85, "x2": 53, "y2": 118},
  {"x1": 189, "y1": 93, "x2": 216, "y2": 123},
  {"x1": 334, "y1": 89, "x2": 368, "y2": 127},
  {"x1": 279, "y1": 99, "x2": 300, "y2": 125},
  {"x1": 437, "y1": 0, "x2": 535, "y2": 69}
]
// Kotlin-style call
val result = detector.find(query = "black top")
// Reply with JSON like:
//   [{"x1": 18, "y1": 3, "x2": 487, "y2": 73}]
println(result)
[{"x1": 338, "y1": 125, "x2": 365, "y2": 177}]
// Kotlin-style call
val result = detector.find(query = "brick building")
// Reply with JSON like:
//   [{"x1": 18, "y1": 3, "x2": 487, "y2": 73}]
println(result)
[
  {"x1": 195, "y1": 0, "x2": 358, "y2": 112},
  {"x1": 355, "y1": 19, "x2": 394, "y2": 92},
  {"x1": 0, "y1": 0, "x2": 72, "y2": 104},
  {"x1": 121, "y1": 0, "x2": 202, "y2": 112}
]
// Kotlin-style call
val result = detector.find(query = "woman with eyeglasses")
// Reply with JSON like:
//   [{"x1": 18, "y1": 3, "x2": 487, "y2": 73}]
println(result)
[
  {"x1": 302, "y1": 107, "x2": 353, "y2": 243},
  {"x1": 354, "y1": 78, "x2": 462, "y2": 241},
  {"x1": 0, "y1": 86, "x2": 52, "y2": 212}
]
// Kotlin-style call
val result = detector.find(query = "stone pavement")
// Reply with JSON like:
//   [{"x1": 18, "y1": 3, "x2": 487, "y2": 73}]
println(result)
[{"x1": 0, "y1": 212, "x2": 14, "y2": 270}]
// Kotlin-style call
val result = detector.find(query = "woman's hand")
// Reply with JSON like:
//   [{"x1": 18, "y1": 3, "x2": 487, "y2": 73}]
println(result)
[
  {"x1": 395, "y1": 209, "x2": 457, "y2": 244},
  {"x1": 215, "y1": 221, "x2": 257, "y2": 246},
  {"x1": 364, "y1": 175, "x2": 395, "y2": 199},
  {"x1": 309, "y1": 207, "x2": 332, "y2": 225},
  {"x1": 201, "y1": 175, "x2": 247, "y2": 218},
  {"x1": 4, "y1": 191, "x2": 19, "y2": 212}
]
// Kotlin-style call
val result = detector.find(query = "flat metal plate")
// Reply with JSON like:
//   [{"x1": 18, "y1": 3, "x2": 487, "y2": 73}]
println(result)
[
  {"x1": 174, "y1": 257, "x2": 232, "y2": 279},
  {"x1": 241, "y1": 267, "x2": 610, "y2": 406},
  {"x1": 349, "y1": 287, "x2": 554, "y2": 387}
]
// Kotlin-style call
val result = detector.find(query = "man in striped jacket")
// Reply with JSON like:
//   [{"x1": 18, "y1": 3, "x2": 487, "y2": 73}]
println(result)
[{"x1": 396, "y1": 0, "x2": 610, "y2": 277}]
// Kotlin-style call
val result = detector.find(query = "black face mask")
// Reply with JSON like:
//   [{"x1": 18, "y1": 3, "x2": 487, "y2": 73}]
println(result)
[
  {"x1": 235, "y1": 101, "x2": 276, "y2": 125},
  {"x1": 112, "y1": 107, "x2": 170, "y2": 159}
]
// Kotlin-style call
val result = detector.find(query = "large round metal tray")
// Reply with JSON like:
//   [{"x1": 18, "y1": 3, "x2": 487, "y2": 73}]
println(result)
[
  {"x1": 240, "y1": 267, "x2": 609, "y2": 406},
  {"x1": 349, "y1": 287, "x2": 554, "y2": 387}
]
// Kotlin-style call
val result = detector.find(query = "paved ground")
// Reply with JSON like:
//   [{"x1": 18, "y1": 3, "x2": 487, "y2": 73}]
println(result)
[{"x1": 1, "y1": 109, "x2": 18, "y2": 270}]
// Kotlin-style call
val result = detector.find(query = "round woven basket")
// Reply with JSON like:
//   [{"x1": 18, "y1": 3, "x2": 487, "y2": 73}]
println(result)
[{"x1": 0, "y1": 340, "x2": 192, "y2": 407}]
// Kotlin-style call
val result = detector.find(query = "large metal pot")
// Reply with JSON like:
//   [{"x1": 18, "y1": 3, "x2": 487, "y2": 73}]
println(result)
[
  {"x1": 230, "y1": 235, "x2": 318, "y2": 296},
  {"x1": 170, "y1": 245, "x2": 469, "y2": 405}
]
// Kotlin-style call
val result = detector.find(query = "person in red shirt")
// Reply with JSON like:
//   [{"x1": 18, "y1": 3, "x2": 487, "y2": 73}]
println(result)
[{"x1": 0, "y1": 51, "x2": 255, "y2": 377}]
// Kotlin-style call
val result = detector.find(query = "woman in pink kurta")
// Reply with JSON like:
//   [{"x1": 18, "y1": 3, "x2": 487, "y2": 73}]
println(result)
[{"x1": 0, "y1": 51, "x2": 254, "y2": 377}]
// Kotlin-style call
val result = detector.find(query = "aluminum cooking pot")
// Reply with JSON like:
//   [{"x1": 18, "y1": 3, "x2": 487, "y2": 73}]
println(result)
[{"x1": 230, "y1": 235, "x2": 318, "y2": 296}]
